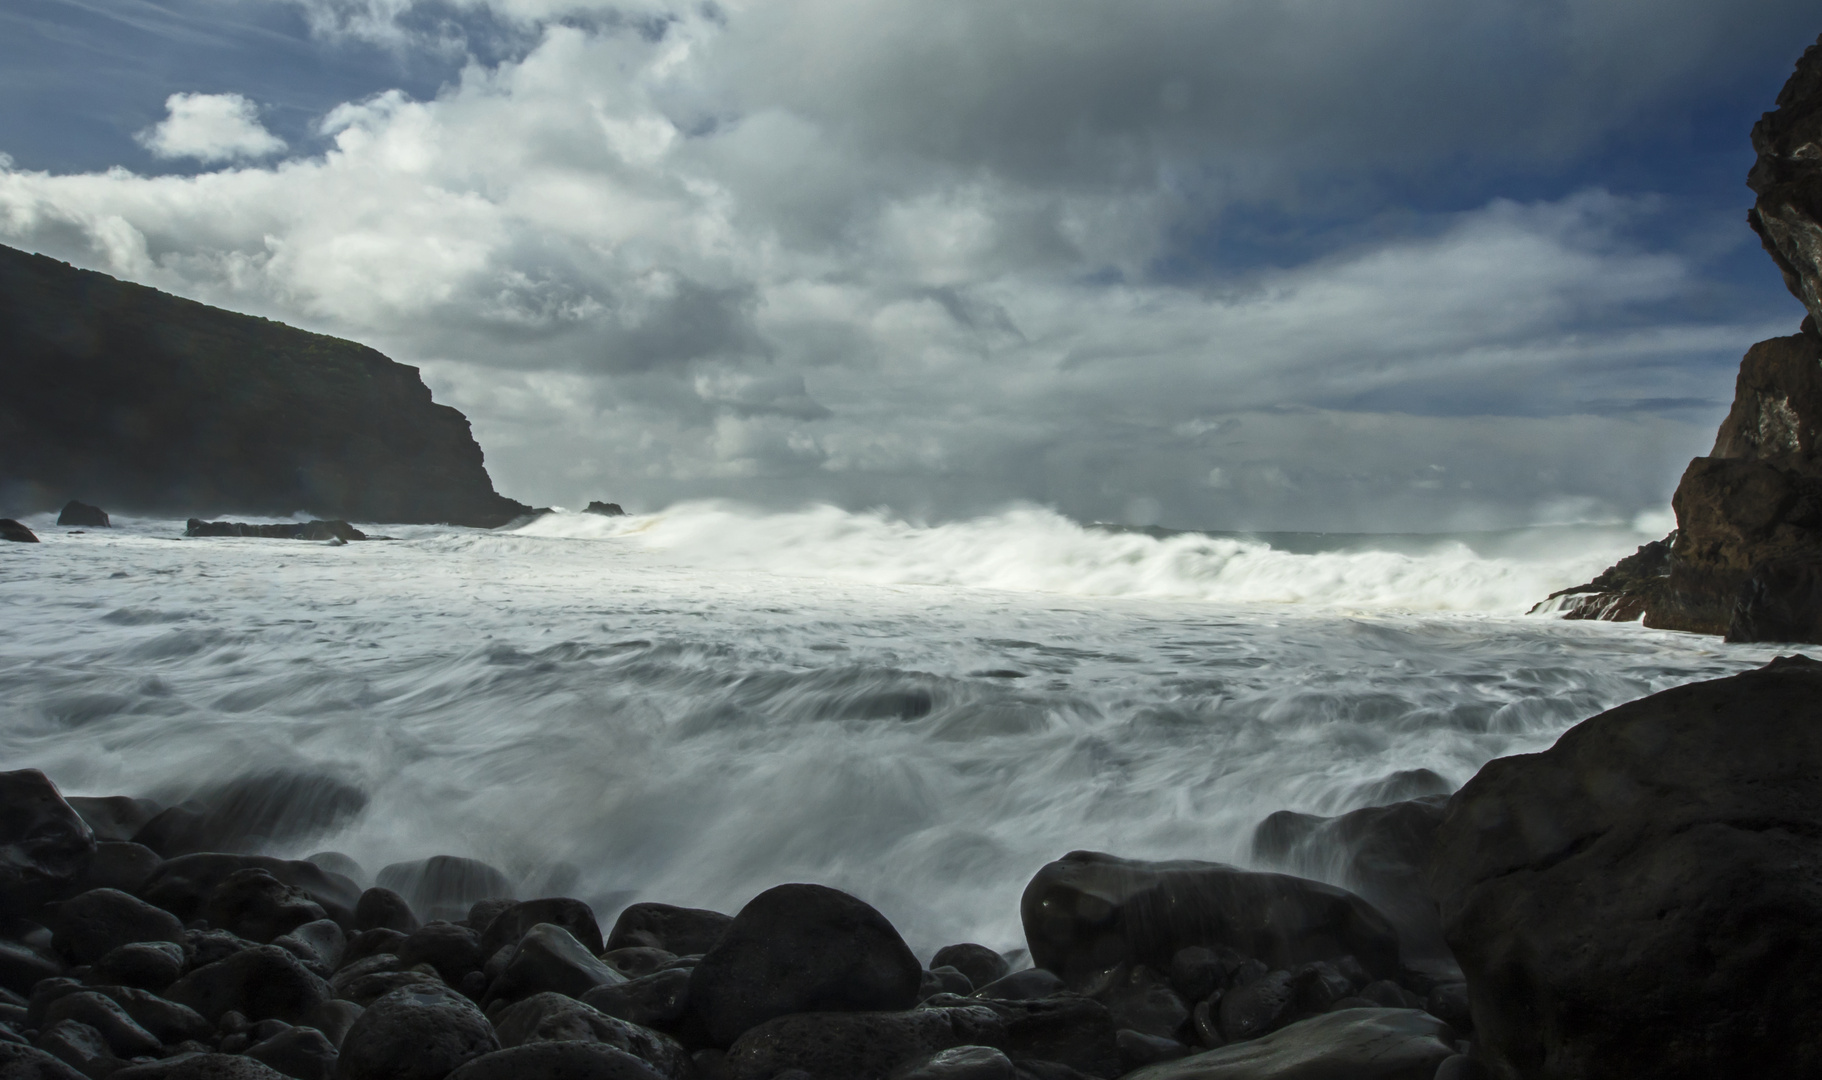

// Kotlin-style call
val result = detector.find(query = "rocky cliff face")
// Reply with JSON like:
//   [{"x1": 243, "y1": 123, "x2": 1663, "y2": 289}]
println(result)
[
  {"x1": 1542, "y1": 35, "x2": 1822, "y2": 641},
  {"x1": 0, "y1": 244, "x2": 532, "y2": 526}
]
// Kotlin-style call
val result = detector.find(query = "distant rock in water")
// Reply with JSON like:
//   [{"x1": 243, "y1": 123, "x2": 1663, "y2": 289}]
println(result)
[
  {"x1": 0, "y1": 244, "x2": 532, "y2": 526},
  {"x1": 56, "y1": 500, "x2": 109, "y2": 527},
  {"x1": 0, "y1": 519, "x2": 37, "y2": 543},
  {"x1": 584, "y1": 501, "x2": 626, "y2": 517},
  {"x1": 185, "y1": 519, "x2": 367, "y2": 542},
  {"x1": 1538, "y1": 35, "x2": 1822, "y2": 641}
]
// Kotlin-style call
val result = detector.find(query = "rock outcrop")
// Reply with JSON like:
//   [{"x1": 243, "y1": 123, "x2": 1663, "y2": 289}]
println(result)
[
  {"x1": 1427, "y1": 655, "x2": 1822, "y2": 1079},
  {"x1": 1539, "y1": 35, "x2": 1822, "y2": 640},
  {"x1": 0, "y1": 244, "x2": 532, "y2": 526}
]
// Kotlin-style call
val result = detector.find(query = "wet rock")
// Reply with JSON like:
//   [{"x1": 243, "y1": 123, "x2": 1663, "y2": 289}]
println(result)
[
  {"x1": 88, "y1": 986, "x2": 211, "y2": 1044},
  {"x1": 0, "y1": 938, "x2": 63, "y2": 996},
  {"x1": 924, "y1": 994, "x2": 1119, "y2": 1079},
  {"x1": 164, "y1": 945, "x2": 332, "y2": 1025},
  {"x1": 0, "y1": 1043, "x2": 86, "y2": 1078},
  {"x1": 35, "y1": 1019, "x2": 119, "y2": 1078},
  {"x1": 891, "y1": 1046, "x2": 1016, "y2": 1080},
  {"x1": 351, "y1": 891, "x2": 415, "y2": 936},
  {"x1": 138, "y1": 855, "x2": 358, "y2": 930},
  {"x1": 334, "y1": 984, "x2": 499, "y2": 1080},
  {"x1": 1084, "y1": 965, "x2": 1184, "y2": 1040},
  {"x1": 130, "y1": 773, "x2": 367, "y2": 861},
  {"x1": 461, "y1": 901, "x2": 516, "y2": 936},
  {"x1": 337, "y1": 930, "x2": 406, "y2": 971},
  {"x1": 205, "y1": 871, "x2": 328, "y2": 945},
  {"x1": 484, "y1": 924, "x2": 623, "y2": 1007},
  {"x1": 1120, "y1": 1008, "x2": 1455, "y2": 1080},
  {"x1": 1167, "y1": 947, "x2": 1239, "y2": 1005},
  {"x1": 52, "y1": 889, "x2": 184, "y2": 965},
  {"x1": 1727, "y1": 554, "x2": 1822, "y2": 642},
  {"x1": 55, "y1": 503, "x2": 108, "y2": 528},
  {"x1": 245, "y1": 1025, "x2": 337, "y2": 1080},
  {"x1": 76, "y1": 845, "x2": 160, "y2": 897},
  {"x1": 1428, "y1": 656, "x2": 1822, "y2": 1078},
  {"x1": 111, "y1": 1054, "x2": 290, "y2": 1079},
  {"x1": 584, "y1": 502, "x2": 625, "y2": 517},
  {"x1": 185, "y1": 929, "x2": 255, "y2": 970},
  {"x1": 396, "y1": 922, "x2": 483, "y2": 988},
  {"x1": 690, "y1": 884, "x2": 922, "y2": 1046},
  {"x1": 1250, "y1": 796, "x2": 1452, "y2": 962},
  {"x1": 374, "y1": 858, "x2": 513, "y2": 925},
  {"x1": 445, "y1": 1043, "x2": 666, "y2": 1080},
  {"x1": 920, "y1": 967, "x2": 972, "y2": 1000},
  {"x1": 492, "y1": 992, "x2": 689, "y2": 1077},
  {"x1": 601, "y1": 949, "x2": 675, "y2": 979},
  {"x1": 972, "y1": 970, "x2": 1062, "y2": 1002},
  {"x1": 477, "y1": 899, "x2": 602, "y2": 959},
  {"x1": 335, "y1": 967, "x2": 444, "y2": 1008},
  {"x1": 0, "y1": 521, "x2": 38, "y2": 543},
  {"x1": 605, "y1": 904, "x2": 732, "y2": 956},
  {"x1": 725, "y1": 1006, "x2": 1002, "y2": 1080},
  {"x1": 579, "y1": 967, "x2": 692, "y2": 1030},
  {"x1": 929, "y1": 947, "x2": 1008, "y2": 995},
  {"x1": 1020, "y1": 853, "x2": 1400, "y2": 987},
  {"x1": 64, "y1": 801, "x2": 155, "y2": 845},
  {"x1": 0, "y1": 770, "x2": 97, "y2": 915},
  {"x1": 42, "y1": 992, "x2": 159, "y2": 1057},
  {"x1": 25, "y1": 978, "x2": 83, "y2": 1031},
  {"x1": 1116, "y1": 1031, "x2": 1189, "y2": 1072},
  {"x1": 303, "y1": 1001, "x2": 361, "y2": 1049},
  {"x1": 272, "y1": 921, "x2": 344, "y2": 975},
  {"x1": 302, "y1": 855, "x2": 364, "y2": 888},
  {"x1": 1216, "y1": 970, "x2": 1295, "y2": 1043}
]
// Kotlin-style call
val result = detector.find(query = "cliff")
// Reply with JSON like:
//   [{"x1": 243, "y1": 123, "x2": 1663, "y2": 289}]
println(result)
[
  {"x1": 0, "y1": 244, "x2": 531, "y2": 526},
  {"x1": 1542, "y1": 34, "x2": 1822, "y2": 641}
]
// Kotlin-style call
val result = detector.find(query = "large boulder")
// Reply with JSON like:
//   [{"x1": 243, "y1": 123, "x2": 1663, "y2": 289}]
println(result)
[
  {"x1": 0, "y1": 521, "x2": 38, "y2": 543},
  {"x1": 54, "y1": 502, "x2": 107, "y2": 527},
  {"x1": 477, "y1": 898, "x2": 602, "y2": 959},
  {"x1": 491, "y1": 992, "x2": 689, "y2": 1078},
  {"x1": 604, "y1": 903, "x2": 731, "y2": 956},
  {"x1": 375, "y1": 858, "x2": 513, "y2": 925},
  {"x1": 1427, "y1": 657, "x2": 1822, "y2": 1078},
  {"x1": 1020, "y1": 852, "x2": 1400, "y2": 987},
  {"x1": 578, "y1": 967, "x2": 692, "y2": 1030},
  {"x1": 0, "y1": 1043, "x2": 85, "y2": 1078},
  {"x1": 689, "y1": 884, "x2": 923, "y2": 1045},
  {"x1": 138, "y1": 854, "x2": 359, "y2": 928},
  {"x1": 334, "y1": 984, "x2": 498, "y2": 1080},
  {"x1": 0, "y1": 771, "x2": 96, "y2": 915},
  {"x1": 131, "y1": 772, "x2": 367, "y2": 860},
  {"x1": 64, "y1": 798, "x2": 158, "y2": 843},
  {"x1": 206, "y1": 869, "x2": 329, "y2": 943},
  {"x1": 50, "y1": 888, "x2": 183, "y2": 964},
  {"x1": 164, "y1": 945, "x2": 333, "y2": 1025},
  {"x1": 1121, "y1": 1008, "x2": 1456, "y2": 1080},
  {"x1": 484, "y1": 923, "x2": 623, "y2": 1007}
]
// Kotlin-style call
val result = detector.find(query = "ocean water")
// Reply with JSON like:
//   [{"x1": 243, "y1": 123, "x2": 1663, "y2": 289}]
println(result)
[{"x1": 0, "y1": 503, "x2": 1782, "y2": 958}]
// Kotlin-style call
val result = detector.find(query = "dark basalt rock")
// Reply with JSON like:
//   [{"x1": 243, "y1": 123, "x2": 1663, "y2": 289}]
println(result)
[
  {"x1": 918, "y1": 994, "x2": 1120, "y2": 1079},
  {"x1": 689, "y1": 884, "x2": 923, "y2": 1046},
  {"x1": 339, "y1": 930, "x2": 407, "y2": 971},
  {"x1": 1119, "y1": 1008, "x2": 1456, "y2": 1080},
  {"x1": 724, "y1": 1006, "x2": 1003, "y2": 1080},
  {"x1": 1536, "y1": 37, "x2": 1822, "y2": 639},
  {"x1": 164, "y1": 945, "x2": 333, "y2": 1025},
  {"x1": 580, "y1": 967, "x2": 693, "y2": 1030},
  {"x1": 605, "y1": 903, "x2": 732, "y2": 956},
  {"x1": 245, "y1": 1024, "x2": 338, "y2": 1080},
  {"x1": 929, "y1": 946, "x2": 1008, "y2": 996},
  {"x1": 0, "y1": 770, "x2": 96, "y2": 916},
  {"x1": 138, "y1": 854, "x2": 359, "y2": 929},
  {"x1": 90, "y1": 941, "x2": 185, "y2": 991},
  {"x1": 0, "y1": 1042, "x2": 86, "y2": 1079},
  {"x1": 184, "y1": 519, "x2": 367, "y2": 542},
  {"x1": 112, "y1": 1054, "x2": 291, "y2": 1079},
  {"x1": 1250, "y1": 796, "x2": 1452, "y2": 963},
  {"x1": 973, "y1": 970, "x2": 1063, "y2": 1001},
  {"x1": 334, "y1": 984, "x2": 499, "y2": 1080},
  {"x1": 1020, "y1": 852, "x2": 1401, "y2": 989},
  {"x1": 41, "y1": 991, "x2": 160, "y2": 1058},
  {"x1": 274, "y1": 919, "x2": 346, "y2": 975},
  {"x1": 445, "y1": 1042, "x2": 667, "y2": 1080},
  {"x1": 600, "y1": 948, "x2": 675, "y2": 979},
  {"x1": 0, "y1": 243, "x2": 532, "y2": 526},
  {"x1": 491, "y1": 992, "x2": 690, "y2": 1077},
  {"x1": 584, "y1": 502, "x2": 626, "y2": 517},
  {"x1": 352, "y1": 889, "x2": 417, "y2": 935},
  {"x1": 892, "y1": 1045, "x2": 1018, "y2": 1080},
  {"x1": 51, "y1": 888, "x2": 184, "y2": 964},
  {"x1": 477, "y1": 898, "x2": 603, "y2": 959},
  {"x1": 1083, "y1": 965, "x2": 1185, "y2": 1041},
  {"x1": 132, "y1": 772, "x2": 368, "y2": 861},
  {"x1": 374, "y1": 858, "x2": 514, "y2": 925},
  {"x1": 0, "y1": 520, "x2": 38, "y2": 543},
  {"x1": 397, "y1": 922, "x2": 485, "y2": 988},
  {"x1": 206, "y1": 870, "x2": 329, "y2": 944},
  {"x1": 78, "y1": 843, "x2": 161, "y2": 897},
  {"x1": 1426, "y1": 657, "x2": 1822, "y2": 1079},
  {"x1": 34, "y1": 1018, "x2": 119, "y2": 1078},
  {"x1": 483, "y1": 923, "x2": 623, "y2": 1008},
  {"x1": 65, "y1": 799, "x2": 158, "y2": 843},
  {"x1": 55, "y1": 502, "x2": 108, "y2": 528},
  {"x1": 87, "y1": 985, "x2": 212, "y2": 1044}
]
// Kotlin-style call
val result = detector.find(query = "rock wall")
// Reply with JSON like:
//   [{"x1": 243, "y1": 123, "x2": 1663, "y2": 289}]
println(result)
[
  {"x1": 1541, "y1": 34, "x2": 1822, "y2": 640},
  {"x1": 0, "y1": 244, "x2": 532, "y2": 526}
]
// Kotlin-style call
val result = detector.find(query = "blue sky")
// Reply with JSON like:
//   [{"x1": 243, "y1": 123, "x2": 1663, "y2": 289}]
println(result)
[{"x1": 3, "y1": 0, "x2": 1818, "y2": 529}]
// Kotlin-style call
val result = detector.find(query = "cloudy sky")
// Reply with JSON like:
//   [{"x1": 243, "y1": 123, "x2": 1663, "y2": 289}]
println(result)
[{"x1": 2, "y1": 1, "x2": 1817, "y2": 530}]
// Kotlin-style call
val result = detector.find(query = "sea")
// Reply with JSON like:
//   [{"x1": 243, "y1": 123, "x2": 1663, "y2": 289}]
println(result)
[{"x1": 0, "y1": 503, "x2": 1785, "y2": 959}]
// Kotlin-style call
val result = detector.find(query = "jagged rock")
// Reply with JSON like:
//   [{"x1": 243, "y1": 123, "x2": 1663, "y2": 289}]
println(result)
[
  {"x1": 584, "y1": 502, "x2": 626, "y2": 516},
  {"x1": 1120, "y1": 1008, "x2": 1455, "y2": 1080},
  {"x1": 0, "y1": 243, "x2": 531, "y2": 526},
  {"x1": 334, "y1": 984, "x2": 499, "y2": 1080},
  {"x1": 1750, "y1": 33, "x2": 1822, "y2": 328},
  {"x1": 1020, "y1": 852, "x2": 1400, "y2": 988},
  {"x1": 52, "y1": 888, "x2": 184, "y2": 964},
  {"x1": 445, "y1": 1043, "x2": 666, "y2": 1080},
  {"x1": 1530, "y1": 535, "x2": 1671, "y2": 621},
  {"x1": 0, "y1": 770, "x2": 96, "y2": 916},
  {"x1": 491, "y1": 993, "x2": 689, "y2": 1077},
  {"x1": 689, "y1": 884, "x2": 922, "y2": 1046},
  {"x1": 1250, "y1": 796, "x2": 1452, "y2": 962},
  {"x1": 0, "y1": 521, "x2": 38, "y2": 543},
  {"x1": 374, "y1": 858, "x2": 513, "y2": 925},
  {"x1": 55, "y1": 502, "x2": 108, "y2": 528},
  {"x1": 1427, "y1": 657, "x2": 1822, "y2": 1078},
  {"x1": 164, "y1": 946, "x2": 332, "y2": 1025},
  {"x1": 605, "y1": 903, "x2": 732, "y2": 956}
]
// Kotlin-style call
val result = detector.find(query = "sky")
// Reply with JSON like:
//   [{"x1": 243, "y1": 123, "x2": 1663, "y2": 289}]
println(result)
[{"x1": 2, "y1": 1, "x2": 1818, "y2": 531}]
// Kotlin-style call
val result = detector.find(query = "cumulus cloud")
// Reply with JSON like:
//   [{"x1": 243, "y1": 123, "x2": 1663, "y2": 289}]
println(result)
[
  {"x1": 136, "y1": 92, "x2": 288, "y2": 163},
  {"x1": 2, "y1": 1, "x2": 1810, "y2": 527}
]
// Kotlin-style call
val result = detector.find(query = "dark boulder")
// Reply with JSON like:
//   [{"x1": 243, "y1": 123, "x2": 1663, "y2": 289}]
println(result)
[
  {"x1": 352, "y1": 890, "x2": 416, "y2": 935},
  {"x1": 724, "y1": 1006, "x2": 1003, "y2": 1080},
  {"x1": 34, "y1": 1018, "x2": 120, "y2": 1078},
  {"x1": 41, "y1": 991, "x2": 160, "y2": 1058},
  {"x1": 87, "y1": 986, "x2": 211, "y2": 1044},
  {"x1": 186, "y1": 928, "x2": 256, "y2": 969},
  {"x1": 138, "y1": 855, "x2": 358, "y2": 928},
  {"x1": 374, "y1": 858, "x2": 513, "y2": 925},
  {"x1": 1082, "y1": 965, "x2": 1184, "y2": 1041},
  {"x1": 584, "y1": 502, "x2": 625, "y2": 517},
  {"x1": 1119, "y1": 1008, "x2": 1455, "y2": 1080},
  {"x1": 918, "y1": 994, "x2": 1119, "y2": 1078},
  {"x1": 605, "y1": 904, "x2": 731, "y2": 956},
  {"x1": 1214, "y1": 970, "x2": 1296, "y2": 1043},
  {"x1": 0, "y1": 770, "x2": 96, "y2": 915},
  {"x1": 1020, "y1": 852, "x2": 1400, "y2": 988},
  {"x1": 1250, "y1": 796, "x2": 1452, "y2": 962},
  {"x1": 0, "y1": 1043, "x2": 86, "y2": 1078},
  {"x1": 164, "y1": 945, "x2": 332, "y2": 1025},
  {"x1": 1428, "y1": 656, "x2": 1822, "y2": 1078},
  {"x1": 397, "y1": 923, "x2": 484, "y2": 988},
  {"x1": 0, "y1": 939, "x2": 62, "y2": 997},
  {"x1": 0, "y1": 521, "x2": 38, "y2": 543},
  {"x1": 579, "y1": 968, "x2": 692, "y2": 1030},
  {"x1": 90, "y1": 941, "x2": 185, "y2": 991},
  {"x1": 55, "y1": 503, "x2": 108, "y2": 528},
  {"x1": 77, "y1": 843, "x2": 161, "y2": 896},
  {"x1": 972, "y1": 970, "x2": 1062, "y2": 1002},
  {"x1": 689, "y1": 884, "x2": 922, "y2": 1046},
  {"x1": 339, "y1": 930, "x2": 407, "y2": 970},
  {"x1": 334, "y1": 984, "x2": 499, "y2": 1080},
  {"x1": 112, "y1": 1053, "x2": 291, "y2": 1079},
  {"x1": 1726, "y1": 553, "x2": 1822, "y2": 642},
  {"x1": 484, "y1": 924, "x2": 623, "y2": 1007},
  {"x1": 206, "y1": 870, "x2": 329, "y2": 944},
  {"x1": 131, "y1": 772, "x2": 367, "y2": 860},
  {"x1": 492, "y1": 993, "x2": 689, "y2": 1077},
  {"x1": 599, "y1": 948, "x2": 674, "y2": 979},
  {"x1": 246, "y1": 1025, "x2": 337, "y2": 1080},
  {"x1": 183, "y1": 520, "x2": 366, "y2": 542},
  {"x1": 51, "y1": 888, "x2": 184, "y2": 964},
  {"x1": 929, "y1": 946, "x2": 1008, "y2": 995},
  {"x1": 461, "y1": 900, "x2": 515, "y2": 935},
  {"x1": 273, "y1": 920, "x2": 345, "y2": 974},
  {"x1": 445, "y1": 1043, "x2": 666, "y2": 1080},
  {"x1": 478, "y1": 899, "x2": 601, "y2": 960},
  {"x1": 64, "y1": 799, "x2": 157, "y2": 844},
  {"x1": 891, "y1": 1046, "x2": 1017, "y2": 1080}
]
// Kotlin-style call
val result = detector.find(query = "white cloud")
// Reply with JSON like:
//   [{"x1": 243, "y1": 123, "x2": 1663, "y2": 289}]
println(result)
[{"x1": 136, "y1": 93, "x2": 288, "y2": 163}]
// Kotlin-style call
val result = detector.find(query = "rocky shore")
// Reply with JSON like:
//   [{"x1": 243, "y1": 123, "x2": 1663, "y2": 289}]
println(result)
[{"x1": 2, "y1": 656, "x2": 1816, "y2": 1080}]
